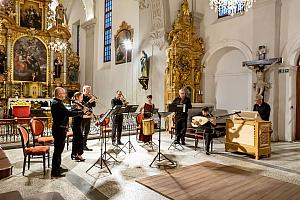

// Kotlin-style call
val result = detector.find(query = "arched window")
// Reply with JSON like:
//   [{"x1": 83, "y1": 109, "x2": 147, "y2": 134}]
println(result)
[{"x1": 104, "y1": 0, "x2": 112, "y2": 62}]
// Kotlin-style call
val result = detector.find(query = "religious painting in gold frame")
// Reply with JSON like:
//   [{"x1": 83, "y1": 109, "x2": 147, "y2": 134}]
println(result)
[
  {"x1": 13, "y1": 36, "x2": 48, "y2": 82},
  {"x1": 114, "y1": 21, "x2": 134, "y2": 65},
  {"x1": 19, "y1": 0, "x2": 43, "y2": 30}
]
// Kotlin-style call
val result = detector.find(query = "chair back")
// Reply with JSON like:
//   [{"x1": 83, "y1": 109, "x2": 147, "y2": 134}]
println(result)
[
  {"x1": 136, "y1": 113, "x2": 144, "y2": 125},
  {"x1": 30, "y1": 118, "x2": 44, "y2": 136},
  {"x1": 99, "y1": 114, "x2": 110, "y2": 127},
  {"x1": 172, "y1": 115, "x2": 176, "y2": 124},
  {"x1": 18, "y1": 125, "x2": 30, "y2": 155}
]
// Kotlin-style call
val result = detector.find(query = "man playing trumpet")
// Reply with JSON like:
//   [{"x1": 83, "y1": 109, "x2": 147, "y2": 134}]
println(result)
[
  {"x1": 82, "y1": 85, "x2": 96, "y2": 151},
  {"x1": 111, "y1": 90, "x2": 127, "y2": 145}
]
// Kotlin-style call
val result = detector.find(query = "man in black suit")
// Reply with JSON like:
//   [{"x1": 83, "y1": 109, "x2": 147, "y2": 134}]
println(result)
[
  {"x1": 172, "y1": 89, "x2": 192, "y2": 145},
  {"x1": 111, "y1": 90, "x2": 126, "y2": 145},
  {"x1": 51, "y1": 87, "x2": 84, "y2": 177},
  {"x1": 253, "y1": 94, "x2": 271, "y2": 121}
]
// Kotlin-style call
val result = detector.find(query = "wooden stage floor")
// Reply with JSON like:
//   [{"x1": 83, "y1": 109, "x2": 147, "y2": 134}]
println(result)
[{"x1": 137, "y1": 161, "x2": 300, "y2": 200}]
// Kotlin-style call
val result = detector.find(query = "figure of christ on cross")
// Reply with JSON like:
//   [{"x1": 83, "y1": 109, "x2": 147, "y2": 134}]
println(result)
[{"x1": 242, "y1": 45, "x2": 282, "y2": 97}]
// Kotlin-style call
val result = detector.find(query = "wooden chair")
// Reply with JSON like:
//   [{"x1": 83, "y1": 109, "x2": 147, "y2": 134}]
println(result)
[
  {"x1": 136, "y1": 113, "x2": 143, "y2": 141},
  {"x1": 18, "y1": 125, "x2": 50, "y2": 175},
  {"x1": 169, "y1": 115, "x2": 176, "y2": 139},
  {"x1": 99, "y1": 115, "x2": 112, "y2": 141},
  {"x1": 30, "y1": 118, "x2": 54, "y2": 146},
  {"x1": 66, "y1": 131, "x2": 73, "y2": 150}
]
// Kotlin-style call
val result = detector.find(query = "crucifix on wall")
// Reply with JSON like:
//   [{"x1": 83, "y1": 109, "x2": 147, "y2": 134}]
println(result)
[{"x1": 242, "y1": 45, "x2": 282, "y2": 97}]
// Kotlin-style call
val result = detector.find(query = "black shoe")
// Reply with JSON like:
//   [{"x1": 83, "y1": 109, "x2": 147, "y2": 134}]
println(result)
[
  {"x1": 181, "y1": 141, "x2": 186, "y2": 145},
  {"x1": 83, "y1": 146, "x2": 92, "y2": 151},
  {"x1": 117, "y1": 141, "x2": 124, "y2": 145},
  {"x1": 51, "y1": 171, "x2": 65, "y2": 178},
  {"x1": 71, "y1": 154, "x2": 76, "y2": 160},
  {"x1": 59, "y1": 167, "x2": 68, "y2": 173},
  {"x1": 206, "y1": 151, "x2": 210, "y2": 155},
  {"x1": 75, "y1": 156, "x2": 85, "y2": 162},
  {"x1": 174, "y1": 140, "x2": 180, "y2": 144}
]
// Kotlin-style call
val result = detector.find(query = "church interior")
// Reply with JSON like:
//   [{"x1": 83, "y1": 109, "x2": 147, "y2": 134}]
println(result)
[{"x1": 1, "y1": 0, "x2": 300, "y2": 199}]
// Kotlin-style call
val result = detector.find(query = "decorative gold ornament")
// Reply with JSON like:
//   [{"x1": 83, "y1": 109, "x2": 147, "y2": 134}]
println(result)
[{"x1": 165, "y1": 0, "x2": 205, "y2": 104}]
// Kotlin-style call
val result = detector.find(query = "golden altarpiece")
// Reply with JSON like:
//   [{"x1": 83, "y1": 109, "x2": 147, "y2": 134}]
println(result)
[
  {"x1": 0, "y1": 0, "x2": 80, "y2": 115},
  {"x1": 165, "y1": 0, "x2": 205, "y2": 105}
]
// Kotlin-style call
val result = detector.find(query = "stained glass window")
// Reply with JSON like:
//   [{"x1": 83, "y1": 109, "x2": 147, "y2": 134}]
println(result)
[{"x1": 104, "y1": 0, "x2": 112, "y2": 62}]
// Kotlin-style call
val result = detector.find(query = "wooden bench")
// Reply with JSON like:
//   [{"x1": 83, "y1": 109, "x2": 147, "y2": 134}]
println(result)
[{"x1": 0, "y1": 147, "x2": 12, "y2": 180}]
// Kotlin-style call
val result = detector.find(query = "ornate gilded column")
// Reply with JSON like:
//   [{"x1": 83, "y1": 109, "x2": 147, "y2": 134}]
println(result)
[
  {"x1": 6, "y1": 29, "x2": 12, "y2": 81},
  {"x1": 49, "y1": 37, "x2": 54, "y2": 83},
  {"x1": 63, "y1": 46, "x2": 67, "y2": 84}
]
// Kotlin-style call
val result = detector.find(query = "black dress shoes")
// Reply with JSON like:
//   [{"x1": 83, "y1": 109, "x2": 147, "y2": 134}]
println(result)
[
  {"x1": 174, "y1": 140, "x2": 180, "y2": 144},
  {"x1": 59, "y1": 167, "x2": 69, "y2": 173},
  {"x1": 83, "y1": 146, "x2": 93, "y2": 151},
  {"x1": 205, "y1": 151, "x2": 210, "y2": 155},
  {"x1": 75, "y1": 156, "x2": 85, "y2": 162},
  {"x1": 51, "y1": 170, "x2": 65, "y2": 178},
  {"x1": 117, "y1": 141, "x2": 124, "y2": 145},
  {"x1": 181, "y1": 141, "x2": 186, "y2": 145}
]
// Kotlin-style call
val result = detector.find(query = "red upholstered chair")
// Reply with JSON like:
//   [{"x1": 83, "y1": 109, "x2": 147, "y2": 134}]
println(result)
[
  {"x1": 99, "y1": 114, "x2": 112, "y2": 141},
  {"x1": 18, "y1": 125, "x2": 50, "y2": 175},
  {"x1": 30, "y1": 118, "x2": 54, "y2": 146},
  {"x1": 136, "y1": 113, "x2": 143, "y2": 141},
  {"x1": 12, "y1": 105, "x2": 31, "y2": 124}
]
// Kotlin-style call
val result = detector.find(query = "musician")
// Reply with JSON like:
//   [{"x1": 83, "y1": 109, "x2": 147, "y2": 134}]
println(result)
[
  {"x1": 139, "y1": 95, "x2": 155, "y2": 143},
  {"x1": 51, "y1": 87, "x2": 83, "y2": 177},
  {"x1": 71, "y1": 92, "x2": 85, "y2": 162},
  {"x1": 253, "y1": 94, "x2": 271, "y2": 121},
  {"x1": 111, "y1": 90, "x2": 126, "y2": 145},
  {"x1": 172, "y1": 89, "x2": 192, "y2": 145},
  {"x1": 199, "y1": 107, "x2": 216, "y2": 155},
  {"x1": 82, "y1": 85, "x2": 96, "y2": 151}
]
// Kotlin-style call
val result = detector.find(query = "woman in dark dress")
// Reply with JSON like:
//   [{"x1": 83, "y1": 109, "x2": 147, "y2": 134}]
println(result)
[
  {"x1": 71, "y1": 92, "x2": 85, "y2": 161},
  {"x1": 139, "y1": 95, "x2": 154, "y2": 143}
]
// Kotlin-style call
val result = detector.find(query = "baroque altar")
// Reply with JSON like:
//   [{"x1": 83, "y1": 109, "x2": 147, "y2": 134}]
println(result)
[
  {"x1": 165, "y1": 0, "x2": 205, "y2": 105},
  {"x1": 0, "y1": 0, "x2": 80, "y2": 115}
]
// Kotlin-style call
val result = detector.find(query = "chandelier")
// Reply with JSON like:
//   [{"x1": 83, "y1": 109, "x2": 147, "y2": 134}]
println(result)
[
  {"x1": 49, "y1": 38, "x2": 68, "y2": 52},
  {"x1": 210, "y1": 0, "x2": 256, "y2": 16}
]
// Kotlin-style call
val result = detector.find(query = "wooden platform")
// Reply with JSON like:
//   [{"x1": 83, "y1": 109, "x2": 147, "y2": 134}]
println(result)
[{"x1": 137, "y1": 161, "x2": 300, "y2": 200}]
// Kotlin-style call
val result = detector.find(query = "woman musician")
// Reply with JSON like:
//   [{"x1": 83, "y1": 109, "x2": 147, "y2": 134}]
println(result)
[
  {"x1": 71, "y1": 92, "x2": 85, "y2": 161},
  {"x1": 138, "y1": 95, "x2": 155, "y2": 143}
]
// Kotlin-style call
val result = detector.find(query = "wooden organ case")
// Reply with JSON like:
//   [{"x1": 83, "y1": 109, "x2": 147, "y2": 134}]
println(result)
[{"x1": 225, "y1": 112, "x2": 272, "y2": 159}]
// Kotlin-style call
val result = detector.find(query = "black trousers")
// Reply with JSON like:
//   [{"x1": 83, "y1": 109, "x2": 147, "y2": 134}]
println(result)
[
  {"x1": 82, "y1": 118, "x2": 91, "y2": 147},
  {"x1": 72, "y1": 126, "x2": 83, "y2": 156},
  {"x1": 112, "y1": 114, "x2": 123, "y2": 142},
  {"x1": 52, "y1": 127, "x2": 67, "y2": 172},
  {"x1": 204, "y1": 129, "x2": 217, "y2": 152},
  {"x1": 175, "y1": 117, "x2": 187, "y2": 142}
]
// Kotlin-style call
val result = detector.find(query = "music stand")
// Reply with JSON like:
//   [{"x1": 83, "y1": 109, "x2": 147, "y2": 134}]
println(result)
[
  {"x1": 121, "y1": 105, "x2": 139, "y2": 153},
  {"x1": 111, "y1": 105, "x2": 127, "y2": 156},
  {"x1": 86, "y1": 108, "x2": 117, "y2": 174},
  {"x1": 150, "y1": 110, "x2": 176, "y2": 167},
  {"x1": 167, "y1": 104, "x2": 185, "y2": 151}
]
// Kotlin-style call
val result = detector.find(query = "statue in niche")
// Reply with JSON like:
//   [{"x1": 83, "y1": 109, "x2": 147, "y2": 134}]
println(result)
[
  {"x1": 55, "y1": 3, "x2": 65, "y2": 25},
  {"x1": 0, "y1": 45, "x2": 6, "y2": 74},
  {"x1": 138, "y1": 50, "x2": 150, "y2": 90},
  {"x1": 140, "y1": 50, "x2": 150, "y2": 78},
  {"x1": 54, "y1": 55, "x2": 63, "y2": 79}
]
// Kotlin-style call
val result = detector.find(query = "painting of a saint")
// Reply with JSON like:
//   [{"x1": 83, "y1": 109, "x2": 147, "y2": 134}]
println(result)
[
  {"x1": 0, "y1": 45, "x2": 6, "y2": 74},
  {"x1": 115, "y1": 30, "x2": 132, "y2": 65},
  {"x1": 20, "y1": 3, "x2": 42, "y2": 30},
  {"x1": 13, "y1": 36, "x2": 47, "y2": 82}
]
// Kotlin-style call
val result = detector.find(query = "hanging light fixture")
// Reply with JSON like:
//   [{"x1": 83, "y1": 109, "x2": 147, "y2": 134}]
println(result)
[{"x1": 210, "y1": 0, "x2": 256, "y2": 16}]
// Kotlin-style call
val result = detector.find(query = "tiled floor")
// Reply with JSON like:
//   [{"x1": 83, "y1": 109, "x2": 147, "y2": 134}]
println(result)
[{"x1": 1, "y1": 132, "x2": 300, "y2": 200}]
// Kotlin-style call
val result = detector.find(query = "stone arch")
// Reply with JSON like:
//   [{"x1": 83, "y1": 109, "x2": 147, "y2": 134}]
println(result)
[
  {"x1": 201, "y1": 39, "x2": 253, "y2": 66},
  {"x1": 282, "y1": 34, "x2": 300, "y2": 66},
  {"x1": 81, "y1": 0, "x2": 95, "y2": 21},
  {"x1": 201, "y1": 40, "x2": 253, "y2": 110}
]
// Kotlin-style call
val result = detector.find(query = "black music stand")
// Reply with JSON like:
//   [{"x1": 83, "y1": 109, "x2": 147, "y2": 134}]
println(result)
[
  {"x1": 150, "y1": 110, "x2": 176, "y2": 167},
  {"x1": 111, "y1": 105, "x2": 127, "y2": 156},
  {"x1": 121, "y1": 105, "x2": 138, "y2": 153},
  {"x1": 167, "y1": 104, "x2": 185, "y2": 151},
  {"x1": 86, "y1": 108, "x2": 117, "y2": 174}
]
